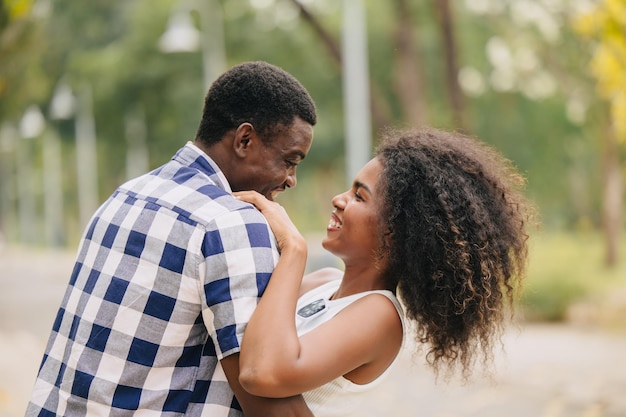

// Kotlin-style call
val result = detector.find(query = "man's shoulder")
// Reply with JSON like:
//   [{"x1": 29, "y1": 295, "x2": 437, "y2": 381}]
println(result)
[{"x1": 119, "y1": 166, "x2": 235, "y2": 222}]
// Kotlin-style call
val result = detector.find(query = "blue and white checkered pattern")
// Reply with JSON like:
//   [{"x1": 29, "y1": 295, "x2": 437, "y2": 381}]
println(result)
[{"x1": 26, "y1": 143, "x2": 278, "y2": 417}]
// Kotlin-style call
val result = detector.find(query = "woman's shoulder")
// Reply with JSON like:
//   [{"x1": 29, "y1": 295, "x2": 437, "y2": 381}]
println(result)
[{"x1": 299, "y1": 267, "x2": 343, "y2": 297}]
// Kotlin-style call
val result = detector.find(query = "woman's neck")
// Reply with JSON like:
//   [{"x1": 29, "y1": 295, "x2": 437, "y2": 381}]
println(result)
[{"x1": 332, "y1": 262, "x2": 388, "y2": 299}]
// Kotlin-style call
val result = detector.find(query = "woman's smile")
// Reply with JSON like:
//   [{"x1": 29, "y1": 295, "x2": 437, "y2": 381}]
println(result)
[{"x1": 327, "y1": 211, "x2": 342, "y2": 231}]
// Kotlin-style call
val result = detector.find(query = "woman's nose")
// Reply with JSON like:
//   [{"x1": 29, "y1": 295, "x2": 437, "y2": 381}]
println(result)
[{"x1": 331, "y1": 191, "x2": 347, "y2": 209}]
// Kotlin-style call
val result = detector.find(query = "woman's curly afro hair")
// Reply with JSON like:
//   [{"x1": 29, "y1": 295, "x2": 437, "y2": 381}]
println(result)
[{"x1": 375, "y1": 127, "x2": 532, "y2": 378}]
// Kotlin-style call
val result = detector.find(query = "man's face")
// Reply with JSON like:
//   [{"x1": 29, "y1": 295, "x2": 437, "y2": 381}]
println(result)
[{"x1": 233, "y1": 117, "x2": 313, "y2": 200}]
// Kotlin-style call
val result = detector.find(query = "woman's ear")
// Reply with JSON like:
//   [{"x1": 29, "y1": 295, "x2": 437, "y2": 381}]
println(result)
[{"x1": 233, "y1": 123, "x2": 257, "y2": 158}]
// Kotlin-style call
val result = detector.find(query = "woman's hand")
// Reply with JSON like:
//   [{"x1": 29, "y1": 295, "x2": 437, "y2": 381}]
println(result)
[{"x1": 234, "y1": 191, "x2": 306, "y2": 252}]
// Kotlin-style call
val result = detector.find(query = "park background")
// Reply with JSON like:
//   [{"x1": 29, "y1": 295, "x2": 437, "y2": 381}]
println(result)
[{"x1": 1, "y1": 0, "x2": 625, "y2": 416}]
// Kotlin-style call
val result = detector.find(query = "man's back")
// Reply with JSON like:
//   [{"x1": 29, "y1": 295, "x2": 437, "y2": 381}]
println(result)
[{"x1": 26, "y1": 144, "x2": 277, "y2": 417}]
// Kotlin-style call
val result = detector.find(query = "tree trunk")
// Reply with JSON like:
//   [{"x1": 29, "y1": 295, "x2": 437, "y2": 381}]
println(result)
[
  {"x1": 392, "y1": 0, "x2": 426, "y2": 127},
  {"x1": 291, "y1": 0, "x2": 391, "y2": 130},
  {"x1": 432, "y1": 0, "x2": 466, "y2": 131},
  {"x1": 602, "y1": 125, "x2": 623, "y2": 267}
]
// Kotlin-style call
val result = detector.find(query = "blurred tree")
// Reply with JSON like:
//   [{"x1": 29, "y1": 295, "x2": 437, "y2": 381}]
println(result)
[
  {"x1": 432, "y1": 0, "x2": 465, "y2": 130},
  {"x1": 0, "y1": 0, "x2": 44, "y2": 243},
  {"x1": 391, "y1": 0, "x2": 426, "y2": 128},
  {"x1": 572, "y1": 0, "x2": 626, "y2": 266},
  {"x1": 0, "y1": 0, "x2": 620, "y2": 249},
  {"x1": 287, "y1": 0, "x2": 592, "y2": 229},
  {"x1": 455, "y1": 1, "x2": 622, "y2": 261},
  {"x1": 0, "y1": 0, "x2": 47, "y2": 120},
  {"x1": 288, "y1": 0, "x2": 392, "y2": 130}
]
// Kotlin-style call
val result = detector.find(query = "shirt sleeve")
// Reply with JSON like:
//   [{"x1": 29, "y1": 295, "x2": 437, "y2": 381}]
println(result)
[{"x1": 200, "y1": 206, "x2": 278, "y2": 359}]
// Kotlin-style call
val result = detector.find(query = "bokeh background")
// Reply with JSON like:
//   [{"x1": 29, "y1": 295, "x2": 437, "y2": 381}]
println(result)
[{"x1": 1, "y1": 0, "x2": 625, "y2": 416}]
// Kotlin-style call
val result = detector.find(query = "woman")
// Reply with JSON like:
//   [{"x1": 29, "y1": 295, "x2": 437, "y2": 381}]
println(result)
[{"x1": 235, "y1": 127, "x2": 532, "y2": 416}]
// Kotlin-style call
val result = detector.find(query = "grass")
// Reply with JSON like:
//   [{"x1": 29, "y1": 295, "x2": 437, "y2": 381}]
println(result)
[{"x1": 520, "y1": 230, "x2": 626, "y2": 326}]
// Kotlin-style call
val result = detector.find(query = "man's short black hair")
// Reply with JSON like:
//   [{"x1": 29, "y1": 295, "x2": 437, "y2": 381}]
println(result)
[{"x1": 195, "y1": 61, "x2": 317, "y2": 145}]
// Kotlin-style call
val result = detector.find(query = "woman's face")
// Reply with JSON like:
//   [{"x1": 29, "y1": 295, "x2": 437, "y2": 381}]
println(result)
[{"x1": 322, "y1": 157, "x2": 383, "y2": 264}]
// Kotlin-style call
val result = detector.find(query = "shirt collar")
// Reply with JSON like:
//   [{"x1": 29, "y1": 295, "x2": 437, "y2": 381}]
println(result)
[{"x1": 178, "y1": 141, "x2": 232, "y2": 193}]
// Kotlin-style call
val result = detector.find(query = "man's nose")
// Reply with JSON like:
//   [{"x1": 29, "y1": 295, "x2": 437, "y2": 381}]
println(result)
[{"x1": 285, "y1": 173, "x2": 297, "y2": 189}]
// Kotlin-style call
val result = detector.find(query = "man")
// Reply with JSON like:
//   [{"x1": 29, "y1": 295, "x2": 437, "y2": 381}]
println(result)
[{"x1": 26, "y1": 61, "x2": 317, "y2": 417}]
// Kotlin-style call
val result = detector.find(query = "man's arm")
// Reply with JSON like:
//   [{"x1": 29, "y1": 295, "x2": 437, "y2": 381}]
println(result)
[{"x1": 221, "y1": 354, "x2": 314, "y2": 417}]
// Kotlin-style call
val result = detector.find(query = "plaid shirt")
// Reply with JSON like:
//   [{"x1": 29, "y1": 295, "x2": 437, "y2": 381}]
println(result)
[{"x1": 26, "y1": 143, "x2": 278, "y2": 417}]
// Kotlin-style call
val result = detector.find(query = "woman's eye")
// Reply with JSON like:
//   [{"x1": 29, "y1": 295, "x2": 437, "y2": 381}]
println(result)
[{"x1": 354, "y1": 191, "x2": 363, "y2": 201}]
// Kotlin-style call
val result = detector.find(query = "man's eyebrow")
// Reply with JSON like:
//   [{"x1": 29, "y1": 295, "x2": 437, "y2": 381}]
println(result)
[
  {"x1": 286, "y1": 150, "x2": 306, "y2": 161},
  {"x1": 354, "y1": 181, "x2": 372, "y2": 195}
]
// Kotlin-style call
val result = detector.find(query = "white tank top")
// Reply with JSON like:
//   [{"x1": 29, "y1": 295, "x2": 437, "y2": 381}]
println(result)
[{"x1": 295, "y1": 279, "x2": 405, "y2": 417}]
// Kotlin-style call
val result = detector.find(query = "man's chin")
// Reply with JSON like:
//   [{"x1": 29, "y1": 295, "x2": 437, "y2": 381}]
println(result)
[{"x1": 268, "y1": 190, "x2": 282, "y2": 201}]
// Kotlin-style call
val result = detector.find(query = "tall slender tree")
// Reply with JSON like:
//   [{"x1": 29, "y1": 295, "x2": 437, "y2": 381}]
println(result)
[
  {"x1": 392, "y1": 0, "x2": 426, "y2": 127},
  {"x1": 289, "y1": 0, "x2": 391, "y2": 130},
  {"x1": 573, "y1": 0, "x2": 626, "y2": 266},
  {"x1": 432, "y1": 0, "x2": 466, "y2": 130}
]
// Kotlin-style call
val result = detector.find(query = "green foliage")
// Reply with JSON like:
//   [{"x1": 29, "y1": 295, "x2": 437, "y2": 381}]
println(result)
[
  {"x1": 522, "y1": 274, "x2": 586, "y2": 322},
  {"x1": 573, "y1": 0, "x2": 626, "y2": 142},
  {"x1": 0, "y1": 0, "x2": 622, "y2": 249},
  {"x1": 521, "y1": 231, "x2": 626, "y2": 322}
]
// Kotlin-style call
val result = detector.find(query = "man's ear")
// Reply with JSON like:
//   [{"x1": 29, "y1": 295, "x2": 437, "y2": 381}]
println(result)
[{"x1": 233, "y1": 123, "x2": 257, "y2": 158}]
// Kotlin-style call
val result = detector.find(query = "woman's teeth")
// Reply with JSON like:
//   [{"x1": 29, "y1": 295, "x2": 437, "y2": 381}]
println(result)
[{"x1": 328, "y1": 216, "x2": 342, "y2": 229}]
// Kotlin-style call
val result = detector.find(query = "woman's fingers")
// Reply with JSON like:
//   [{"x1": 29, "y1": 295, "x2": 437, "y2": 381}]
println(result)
[
  {"x1": 234, "y1": 191, "x2": 285, "y2": 215},
  {"x1": 233, "y1": 190, "x2": 265, "y2": 207},
  {"x1": 233, "y1": 191, "x2": 304, "y2": 250},
  {"x1": 234, "y1": 190, "x2": 287, "y2": 224}
]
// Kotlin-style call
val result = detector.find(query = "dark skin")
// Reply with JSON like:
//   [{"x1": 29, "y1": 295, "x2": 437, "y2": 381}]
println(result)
[
  {"x1": 198, "y1": 117, "x2": 313, "y2": 201},
  {"x1": 221, "y1": 355, "x2": 314, "y2": 417},
  {"x1": 235, "y1": 159, "x2": 403, "y2": 398},
  {"x1": 194, "y1": 117, "x2": 315, "y2": 416}
]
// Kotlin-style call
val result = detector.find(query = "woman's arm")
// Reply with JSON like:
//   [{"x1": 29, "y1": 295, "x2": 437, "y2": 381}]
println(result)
[
  {"x1": 220, "y1": 354, "x2": 314, "y2": 417},
  {"x1": 234, "y1": 191, "x2": 402, "y2": 398}
]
